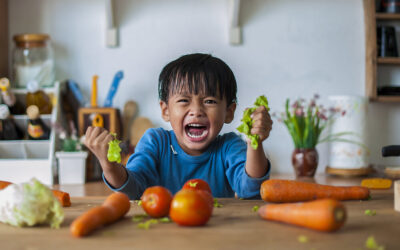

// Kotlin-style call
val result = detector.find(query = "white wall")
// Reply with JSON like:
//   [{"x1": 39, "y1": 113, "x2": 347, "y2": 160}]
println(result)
[{"x1": 8, "y1": 0, "x2": 400, "y2": 173}]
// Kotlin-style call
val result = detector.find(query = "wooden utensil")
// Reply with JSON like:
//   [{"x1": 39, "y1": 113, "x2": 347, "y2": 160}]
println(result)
[
  {"x1": 90, "y1": 75, "x2": 98, "y2": 107},
  {"x1": 130, "y1": 116, "x2": 153, "y2": 146},
  {"x1": 122, "y1": 100, "x2": 137, "y2": 141}
]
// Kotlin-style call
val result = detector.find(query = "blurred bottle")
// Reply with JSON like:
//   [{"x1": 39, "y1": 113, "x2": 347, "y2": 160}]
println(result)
[
  {"x1": 26, "y1": 80, "x2": 52, "y2": 114},
  {"x1": 0, "y1": 104, "x2": 24, "y2": 140},
  {"x1": 26, "y1": 105, "x2": 50, "y2": 140},
  {"x1": 0, "y1": 78, "x2": 25, "y2": 114},
  {"x1": 377, "y1": 25, "x2": 398, "y2": 57},
  {"x1": 0, "y1": 77, "x2": 25, "y2": 115},
  {"x1": 381, "y1": 0, "x2": 400, "y2": 13}
]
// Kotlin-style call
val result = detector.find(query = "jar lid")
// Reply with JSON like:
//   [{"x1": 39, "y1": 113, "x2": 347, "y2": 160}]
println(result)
[
  {"x1": 0, "y1": 104, "x2": 10, "y2": 119},
  {"x1": 26, "y1": 105, "x2": 40, "y2": 119},
  {"x1": 13, "y1": 34, "x2": 50, "y2": 48}
]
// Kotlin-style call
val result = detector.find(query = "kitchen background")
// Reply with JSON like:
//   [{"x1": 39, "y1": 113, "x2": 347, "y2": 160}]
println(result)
[{"x1": 5, "y1": 0, "x2": 399, "y2": 174}]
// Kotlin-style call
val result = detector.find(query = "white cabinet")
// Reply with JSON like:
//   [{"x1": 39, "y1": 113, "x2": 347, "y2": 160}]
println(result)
[{"x1": 0, "y1": 82, "x2": 60, "y2": 185}]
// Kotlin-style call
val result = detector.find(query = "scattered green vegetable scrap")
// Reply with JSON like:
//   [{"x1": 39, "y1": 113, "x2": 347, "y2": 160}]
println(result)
[
  {"x1": 158, "y1": 217, "x2": 171, "y2": 223},
  {"x1": 137, "y1": 219, "x2": 159, "y2": 230},
  {"x1": 365, "y1": 236, "x2": 385, "y2": 250},
  {"x1": 107, "y1": 133, "x2": 122, "y2": 163},
  {"x1": 133, "y1": 215, "x2": 171, "y2": 228},
  {"x1": 237, "y1": 95, "x2": 269, "y2": 150},
  {"x1": 213, "y1": 198, "x2": 223, "y2": 208},
  {"x1": 365, "y1": 209, "x2": 377, "y2": 216},
  {"x1": 132, "y1": 214, "x2": 148, "y2": 222},
  {"x1": 297, "y1": 235, "x2": 309, "y2": 243},
  {"x1": 252, "y1": 205, "x2": 259, "y2": 212}
]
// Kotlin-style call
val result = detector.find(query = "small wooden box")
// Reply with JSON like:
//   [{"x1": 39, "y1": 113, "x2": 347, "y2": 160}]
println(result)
[
  {"x1": 78, "y1": 107, "x2": 121, "y2": 136},
  {"x1": 78, "y1": 107, "x2": 121, "y2": 181}
]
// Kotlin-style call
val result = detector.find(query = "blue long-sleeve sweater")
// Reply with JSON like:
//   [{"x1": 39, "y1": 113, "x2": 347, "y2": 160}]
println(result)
[{"x1": 104, "y1": 128, "x2": 270, "y2": 200}]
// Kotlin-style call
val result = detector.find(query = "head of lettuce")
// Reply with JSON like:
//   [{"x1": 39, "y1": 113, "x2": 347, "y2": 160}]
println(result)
[{"x1": 0, "y1": 178, "x2": 64, "y2": 228}]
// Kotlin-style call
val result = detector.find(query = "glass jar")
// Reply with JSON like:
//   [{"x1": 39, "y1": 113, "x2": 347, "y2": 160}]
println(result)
[{"x1": 12, "y1": 34, "x2": 55, "y2": 88}]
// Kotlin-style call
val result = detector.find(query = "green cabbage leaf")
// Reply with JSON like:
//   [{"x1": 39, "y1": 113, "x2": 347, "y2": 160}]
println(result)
[
  {"x1": 107, "y1": 133, "x2": 122, "y2": 163},
  {"x1": 237, "y1": 95, "x2": 270, "y2": 150}
]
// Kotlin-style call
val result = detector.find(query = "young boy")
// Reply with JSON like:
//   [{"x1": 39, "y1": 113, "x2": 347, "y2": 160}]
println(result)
[{"x1": 84, "y1": 53, "x2": 272, "y2": 200}]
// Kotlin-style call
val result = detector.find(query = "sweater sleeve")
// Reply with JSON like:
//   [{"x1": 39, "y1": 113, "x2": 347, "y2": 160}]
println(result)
[
  {"x1": 103, "y1": 128, "x2": 161, "y2": 200},
  {"x1": 223, "y1": 133, "x2": 270, "y2": 199}
]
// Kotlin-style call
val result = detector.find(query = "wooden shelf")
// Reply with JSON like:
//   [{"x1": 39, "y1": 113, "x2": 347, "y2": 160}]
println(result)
[
  {"x1": 364, "y1": 0, "x2": 400, "y2": 102},
  {"x1": 376, "y1": 13, "x2": 400, "y2": 20},
  {"x1": 377, "y1": 57, "x2": 400, "y2": 64},
  {"x1": 375, "y1": 95, "x2": 400, "y2": 102}
]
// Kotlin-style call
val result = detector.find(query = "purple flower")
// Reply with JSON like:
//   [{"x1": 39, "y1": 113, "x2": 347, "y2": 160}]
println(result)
[
  {"x1": 318, "y1": 113, "x2": 328, "y2": 120},
  {"x1": 295, "y1": 108, "x2": 304, "y2": 117}
]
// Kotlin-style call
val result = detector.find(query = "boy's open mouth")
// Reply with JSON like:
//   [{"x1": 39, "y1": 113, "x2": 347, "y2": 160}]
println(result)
[{"x1": 185, "y1": 123, "x2": 209, "y2": 141}]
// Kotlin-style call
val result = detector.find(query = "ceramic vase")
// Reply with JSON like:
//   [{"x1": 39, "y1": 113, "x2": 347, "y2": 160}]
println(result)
[{"x1": 292, "y1": 148, "x2": 319, "y2": 178}]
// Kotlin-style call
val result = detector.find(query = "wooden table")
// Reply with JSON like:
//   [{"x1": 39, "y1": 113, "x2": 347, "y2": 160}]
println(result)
[{"x1": 1, "y1": 175, "x2": 399, "y2": 249}]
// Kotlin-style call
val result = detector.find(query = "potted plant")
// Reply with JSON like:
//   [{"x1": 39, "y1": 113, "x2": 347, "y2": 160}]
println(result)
[
  {"x1": 275, "y1": 94, "x2": 357, "y2": 178},
  {"x1": 54, "y1": 121, "x2": 88, "y2": 184}
]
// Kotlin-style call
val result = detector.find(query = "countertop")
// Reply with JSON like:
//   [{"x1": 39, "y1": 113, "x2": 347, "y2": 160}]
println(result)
[{"x1": 1, "y1": 174, "x2": 399, "y2": 250}]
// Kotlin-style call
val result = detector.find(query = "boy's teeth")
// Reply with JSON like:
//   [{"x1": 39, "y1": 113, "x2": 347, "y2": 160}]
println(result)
[
  {"x1": 189, "y1": 124, "x2": 202, "y2": 127},
  {"x1": 187, "y1": 129, "x2": 208, "y2": 138}
]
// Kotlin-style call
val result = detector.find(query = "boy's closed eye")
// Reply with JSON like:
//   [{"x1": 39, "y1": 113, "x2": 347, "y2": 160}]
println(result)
[
  {"x1": 177, "y1": 98, "x2": 189, "y2": 103},
  {"x1": 204, "y1": 99, "x2": 218, "y2": 105}
]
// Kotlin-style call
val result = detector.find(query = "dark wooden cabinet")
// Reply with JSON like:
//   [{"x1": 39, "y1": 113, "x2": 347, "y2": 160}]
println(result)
[
  {"x1": 0, "y1": 0, "x2": 8, "y2": 77},
  {"x1": 364, "y1": 0, "x2": 400, "y2": 102}
]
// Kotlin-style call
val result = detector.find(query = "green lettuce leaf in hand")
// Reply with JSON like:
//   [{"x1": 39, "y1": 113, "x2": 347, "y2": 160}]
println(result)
[
  {"x1": 237, "y1": 95, "x2": 270, "y2": 150},
  {"x1": 107, "y1": 133, "x2": 122, "y2": 163},
  {"x1": 0, "y1": 178, "x2": 64, "y2": 228}
]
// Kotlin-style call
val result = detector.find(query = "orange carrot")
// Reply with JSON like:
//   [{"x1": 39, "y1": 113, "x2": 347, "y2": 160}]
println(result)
[
  {"x1": 260, "y1": 179, "x2": 370, "y2": 203},
  {"x1": 0, "y1": 180, "x2": 12, "y2": 189},
  {"x1": 258, "y1": 198, "x2": 347, "y2": 232},
  {"x1": 70, "y1": 192, "x2": 130, "y2": 237},
  {"x1": 52, "y1": 189, "x2": 71, "y2": 207},
  {"x1": 0, "y1": 180, "x2": 71, "y2": 207}
]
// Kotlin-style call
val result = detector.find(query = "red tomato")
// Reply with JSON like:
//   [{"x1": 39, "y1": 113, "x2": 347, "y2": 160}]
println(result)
[
  {"x1": 182, "y1": 178, "x2": 212, "y2": 194},
  {"x1": 141, "y1": 186, "x2": 173, "y2": 218},
  {"x1": 169, "y1": 189, "x2": 213, "y2": 226}
]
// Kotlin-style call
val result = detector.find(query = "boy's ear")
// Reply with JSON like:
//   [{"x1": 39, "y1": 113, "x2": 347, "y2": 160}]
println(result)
[
  {"x1": 160, "y1": 101, "x2": 170, "y2": 122},
  {"x1": 224, "y1": 103, "x2": 236, "y2": 124}
]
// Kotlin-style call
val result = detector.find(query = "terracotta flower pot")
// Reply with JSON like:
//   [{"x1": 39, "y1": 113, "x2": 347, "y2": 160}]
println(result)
[{"x1": 291, "y1": 148, "x2": 319, "y2": 178}]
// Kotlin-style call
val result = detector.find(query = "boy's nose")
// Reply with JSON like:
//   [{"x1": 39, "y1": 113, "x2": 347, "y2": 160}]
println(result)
[{"x1": 188, "y1": 104, "x2": 204, "y2": 117}]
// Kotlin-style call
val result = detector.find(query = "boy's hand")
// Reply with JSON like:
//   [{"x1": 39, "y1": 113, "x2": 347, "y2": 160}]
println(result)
[
  {"x1": 250, "y1": 106, "x2": 272, "y2": 143},
  {"x1": 84, "y1": 126, "x2": 114, "y2": 167}
]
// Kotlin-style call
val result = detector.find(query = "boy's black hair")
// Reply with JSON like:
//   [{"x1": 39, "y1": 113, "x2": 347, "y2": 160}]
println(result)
[{"x1": 158, "y1": 53, "x2": 237, "y2": 106}]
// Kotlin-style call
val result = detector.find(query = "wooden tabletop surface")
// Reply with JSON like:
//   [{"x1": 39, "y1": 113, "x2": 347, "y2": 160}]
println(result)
[{"x1": 1, "y1": 174, "x2": 399, "y2": 250}]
